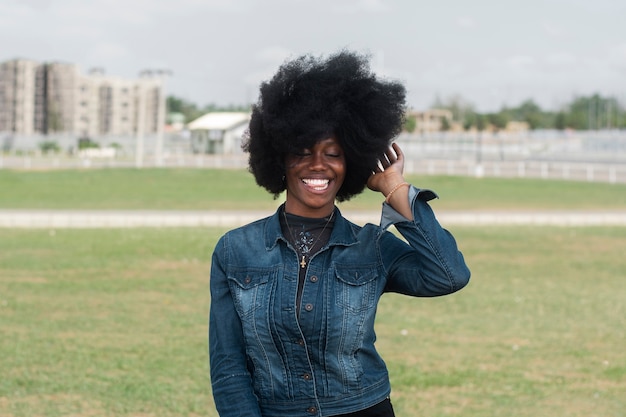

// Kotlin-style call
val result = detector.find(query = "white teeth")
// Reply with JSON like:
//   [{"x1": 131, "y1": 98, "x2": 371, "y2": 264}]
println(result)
[
  {"x1": 302, "y1": 178, "x2": 330, "y2": 191},
  {"x1": 303, "y1": 179, "x2": 329, "y2": 186}
]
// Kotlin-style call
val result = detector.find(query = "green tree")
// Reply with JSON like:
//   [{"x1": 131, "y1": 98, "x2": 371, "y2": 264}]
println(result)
[
  {"x1": 487, "y1": 111, "x2": 509, "y2": 131},
  {"x1": 38, "y1": 141, "x2": 60, "y2": 154},
  {"x1": 404, "y1": 114, "x2": 417, "y2": 133},
  {"x1": 431, "y1": 94, "x2": 476, "y2": 127},
  {"x1": 554, "y1": 112, "x2": 566, "y2": 130},
  {"x1": 475, "y1": 114, "x2": 486, "y2": 132},
  {"x1": 515, "y1": 99, "x2": 544, "y2": 129},
  {"x1": 440, "y1": 116, "x2": 451, "y2": 131},
  {"x1": 167, "y1": 96, "x2": 203, "y2": 123}
]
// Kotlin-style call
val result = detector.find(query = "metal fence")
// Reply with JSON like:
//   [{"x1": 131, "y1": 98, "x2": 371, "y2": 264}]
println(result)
[{"x1": 1, "y1": 130, "x2": 626, "y2": 184}]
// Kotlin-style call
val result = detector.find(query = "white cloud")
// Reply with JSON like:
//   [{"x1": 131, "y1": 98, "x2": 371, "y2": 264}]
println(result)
[
  {"x1": 541, "y1": 21, "x2": 570, "y2": 39},
  {"x1": 506, "y1": 55, "x2": 536, "y2": 71},
  {"x1": 5, "y1": 0, "x2": 51, "y2": 9},
  {"x1": 545, "y1": 52, "x2": 577, "y2": 67},
  {"x1": 330, "y1": 0, "x2": 390, "y2": 14},
  {"x1": 608, "y1": 43, "x2": 626, "y2": 71},
  {"x1": 87, "y1": 42, "x2": 133, "y2": 65},
  {"x1": 455, "y1": 16, "x2": 477, "y2": 29},
  {"x1": 254, "y1": 46, "x2": 293, "y2": 64}
]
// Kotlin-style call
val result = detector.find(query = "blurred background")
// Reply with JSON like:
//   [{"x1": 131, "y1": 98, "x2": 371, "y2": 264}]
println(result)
[
  {"x1": 1, "y1": 0, "x2": 625, "y2": 181},
  {"x1": 2, "y1": 3, "x2": 626, "y2": 416}
]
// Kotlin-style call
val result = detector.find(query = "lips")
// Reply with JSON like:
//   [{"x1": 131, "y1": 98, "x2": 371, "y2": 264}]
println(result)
[{"x1": 302, "y1": 178, "x2": 330, "y2": 191}]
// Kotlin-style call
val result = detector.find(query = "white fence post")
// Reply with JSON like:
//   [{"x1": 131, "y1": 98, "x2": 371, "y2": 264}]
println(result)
[{"x1": 586, "y1": 165, "x2": 594, "y2": 182}]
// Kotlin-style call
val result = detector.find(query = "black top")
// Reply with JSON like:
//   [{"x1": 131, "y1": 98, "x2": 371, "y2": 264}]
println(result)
[{"x1": 280, "y1": 207, "x2": 335, "y2": 317}]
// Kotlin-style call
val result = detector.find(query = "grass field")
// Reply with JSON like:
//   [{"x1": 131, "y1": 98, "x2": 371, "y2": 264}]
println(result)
[
  {"x1": 2, "y1": 168, "x2": 626, "y2": 211},
  {"x1": 1, "y1": 168, "x2": 625, "y2": 416}
]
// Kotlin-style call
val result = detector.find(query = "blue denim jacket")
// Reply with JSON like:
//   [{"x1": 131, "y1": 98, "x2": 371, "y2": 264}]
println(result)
[{"x1": 209, "y1": 186, "x2": 470, "y2": 416}]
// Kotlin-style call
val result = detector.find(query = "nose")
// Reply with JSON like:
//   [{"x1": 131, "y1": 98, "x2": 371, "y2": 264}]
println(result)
[{"x1": 309, "y1": 152, "x2": 326, "y2": 170}]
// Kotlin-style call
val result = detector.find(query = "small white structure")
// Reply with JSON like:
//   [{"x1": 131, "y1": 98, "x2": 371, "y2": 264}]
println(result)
[{"x1": 187, "y1": 112, "x2": 250, "y2": 154}]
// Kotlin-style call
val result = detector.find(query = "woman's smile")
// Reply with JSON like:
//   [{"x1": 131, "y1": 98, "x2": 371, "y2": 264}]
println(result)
[
  {"x1": 301, "y1": 178, "x2": 330, "y2": 191},
  {"x1": 284, "y1": 137, "x2": 346, "y2": 217}
]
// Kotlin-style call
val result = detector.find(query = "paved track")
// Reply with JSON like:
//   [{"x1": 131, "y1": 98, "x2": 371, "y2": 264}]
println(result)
[{"x1": 2, "y1": 209, "x2": 626, "y2": 228}]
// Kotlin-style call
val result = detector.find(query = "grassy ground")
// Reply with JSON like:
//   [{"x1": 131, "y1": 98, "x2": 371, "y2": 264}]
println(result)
[
  {"x1": 1, "y1": 226, "x2": 624, "y2": 417},
  {"x1": 1, "y1": 168, "x2": 626, "y2": 211},
  {"x1": 1, "y1": 168, "x2": 625, "y2": 416}
]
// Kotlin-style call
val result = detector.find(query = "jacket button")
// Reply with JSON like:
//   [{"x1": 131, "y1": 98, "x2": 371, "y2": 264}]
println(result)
[
  {"x1": 244, "y1": 276, "x2": 251, "y2": 284},
  {"x1": 302, "y1": 373, "x2": 312, "y2": 380},
  {"x1": 307, "y1": 406, "x2": 317, "y2": 414},
  {"x1": 297, "y1": 339, "x2": 305, "y2": 346},
  {"x1": 310, "y1": 275, "x2": 318, "y2": 282},
  {"x1": 304, "y1": 303, "x2": 314, "y2": 312}
]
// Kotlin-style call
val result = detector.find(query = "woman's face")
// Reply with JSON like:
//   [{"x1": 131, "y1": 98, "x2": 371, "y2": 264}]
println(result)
[{"x1": 284, "y1": 137, "x2": 346, "y2": 217}]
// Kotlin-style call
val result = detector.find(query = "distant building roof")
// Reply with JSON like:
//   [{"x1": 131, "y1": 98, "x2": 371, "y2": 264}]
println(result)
[{"x1": 187, "y1": 112, "x2": 250, "y2": 131}]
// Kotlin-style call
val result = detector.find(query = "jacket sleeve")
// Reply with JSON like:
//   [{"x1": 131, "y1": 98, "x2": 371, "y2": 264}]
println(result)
[
  {"x1": 209, "y1": 234, "x2": 263, "y2": 416},
  {"x1": 380, "y1": 185, "x2": 471, "y2": 296}
]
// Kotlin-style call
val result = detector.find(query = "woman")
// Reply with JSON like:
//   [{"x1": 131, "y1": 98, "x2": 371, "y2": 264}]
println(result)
[{"x1": 209, "y1": 50, "x2": 470, "y2": 416}]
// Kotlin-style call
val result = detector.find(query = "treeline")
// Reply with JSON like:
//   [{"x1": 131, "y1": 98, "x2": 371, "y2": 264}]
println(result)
[
  {"x1": 168, "y1": 93, "x2": 626, "y2": 131},
  {"x1": 422, "y1": 93, "x2": 626, "y2": 132},
  {"x1": 166, "y1": 96, "x2": 250, "y2": 125}
]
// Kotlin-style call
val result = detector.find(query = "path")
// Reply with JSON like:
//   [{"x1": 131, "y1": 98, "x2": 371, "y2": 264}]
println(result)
[{"x1": 2, "y1": 209, "x2": 626, "y2": 228}]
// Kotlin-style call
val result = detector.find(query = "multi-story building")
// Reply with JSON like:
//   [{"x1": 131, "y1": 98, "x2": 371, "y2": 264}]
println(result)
[
  {"x1": 407, "y1": 108, "x2": 456, "y2": 133},
  {"x1": 0, "y1": 58, "x2": 164, "y2": 140},
  {"x1": 0, "y1": 59, "x2": 39, "y2": 135},
  {"x1": 34, "y1": 62, "x2": 79, "y2": 134}
]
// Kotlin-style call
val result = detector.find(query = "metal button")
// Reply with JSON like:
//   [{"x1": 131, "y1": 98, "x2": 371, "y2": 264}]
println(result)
[
  {"x1": 302, "y1": 373, "x2": 312, "y2": 380},
  {"x1": 297, "y1": 339, "x2": 305, "y2": 346},
  {"x1": 310, "y1": 275, "x2": 318, "y2": 282},
  {"x1": 307, "y1": 406, "x2": 317, "y2": 414},
  {"x1": 244, "y1": 276, "x2": 251, "y2": 284},
  {"x1": 304, "y1": 303, "x2": 314, "y2": 312}
]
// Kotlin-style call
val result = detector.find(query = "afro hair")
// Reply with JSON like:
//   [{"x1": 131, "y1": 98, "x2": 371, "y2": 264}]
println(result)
[{"x1": 242, "y1": 50, "x2": 406, "y2": 202}]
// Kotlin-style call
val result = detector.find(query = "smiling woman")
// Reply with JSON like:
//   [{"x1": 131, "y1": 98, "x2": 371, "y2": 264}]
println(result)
[
  {"x1": 209, "y1": 50, "x2": 471, "y2": 417},
  {"x1": 284, "y1": 137, "x2": 346, "y2": 217}
]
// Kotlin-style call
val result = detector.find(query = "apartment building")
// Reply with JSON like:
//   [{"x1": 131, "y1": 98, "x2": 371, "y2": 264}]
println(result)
[
  {"x1": 0, "y1": 58, "x2": 164, "y2": 139},
  {"x1": 0, "y1": 59, "x2": 39, "y2": 135},
  {"x1": 407, "y1": 108, "x2": 456, "y2": 133}
]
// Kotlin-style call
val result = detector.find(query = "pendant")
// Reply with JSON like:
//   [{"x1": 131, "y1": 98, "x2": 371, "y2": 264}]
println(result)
[{"x1": 300, "y1": 256, "x2": 307, "y2": 269}]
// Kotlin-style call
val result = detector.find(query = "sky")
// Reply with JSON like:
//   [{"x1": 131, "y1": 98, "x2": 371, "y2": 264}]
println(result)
[{"x1": 2, "y1": 0, "x2": 625, "y2": 112}]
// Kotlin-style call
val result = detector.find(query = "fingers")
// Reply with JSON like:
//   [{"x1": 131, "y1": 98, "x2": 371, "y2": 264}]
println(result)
[
  {"x1": 391, "y1": 142, "x2": 403, "y2": 160},
  {"x1": 380, "y1": 144, "x2": 402, "y2": 167},
  {"x1": 373, "y1": 143, "x2": 404, "y2": 175}
]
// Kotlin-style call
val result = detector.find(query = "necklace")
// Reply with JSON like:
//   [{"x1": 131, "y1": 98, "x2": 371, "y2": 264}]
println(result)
[{"x1": 282, "y1": 208, "x2": 335, "y2": 269}]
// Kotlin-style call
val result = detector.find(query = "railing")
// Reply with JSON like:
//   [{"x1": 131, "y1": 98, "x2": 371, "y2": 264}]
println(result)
[
  {"x1": 1, "y1": 153, "x2": 625, "y2": 184},
  {"x1": 2, "y1": 130, "x2": 626, "y2": 184}
]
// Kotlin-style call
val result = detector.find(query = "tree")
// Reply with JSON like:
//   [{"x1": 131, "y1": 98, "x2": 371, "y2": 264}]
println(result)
[
  {"x1": 440, "y1": 116, "x2": 451, "y2": 131},
  {"x1": 166, "y1": 95, "x2": 203, "y2": 123},
  {"x1": 404, "y1": 114, "x2": 417, "y2": 133},
  {"x1": 475, "y1": 114, "x2": 486, "y2": 132},
  {"x1": 554, "y1": 112, "x2": 566, "y2": 130},
  {"x1": 515, "y1": 99, "x2": 544, "y2": 129},
  {"x1": 431, "y1": 94, "x2": 476, "y2": 127},
  {"x1": 487, "y1": 111, "x2": 509, "y2": 131}
]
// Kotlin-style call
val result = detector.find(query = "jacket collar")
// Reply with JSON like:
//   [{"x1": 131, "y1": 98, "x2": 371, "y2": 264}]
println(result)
[{"x1": 264, "y1": 204, "x2": 359, "y2": 251}]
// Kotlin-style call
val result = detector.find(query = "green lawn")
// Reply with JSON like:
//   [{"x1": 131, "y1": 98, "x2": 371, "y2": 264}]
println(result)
[
  {"x1": 1, "y1": 168, "x2": 626, "y2": 211},
  {"x1": 1, "y1": 168, "x2": 625, "y2": 416},
  {"x1": 1, "y1": 226, "x2": 624, "y2": 417}
]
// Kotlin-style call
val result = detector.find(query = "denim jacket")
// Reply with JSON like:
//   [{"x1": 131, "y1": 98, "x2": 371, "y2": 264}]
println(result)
[{"x1": 209, "y1": 186, "x2": 470, "y2": 416}]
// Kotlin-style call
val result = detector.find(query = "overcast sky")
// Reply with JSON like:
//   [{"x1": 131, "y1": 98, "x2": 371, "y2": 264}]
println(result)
[{"x1": 2, "y1": 0, "x2": 625, "y2": 112}]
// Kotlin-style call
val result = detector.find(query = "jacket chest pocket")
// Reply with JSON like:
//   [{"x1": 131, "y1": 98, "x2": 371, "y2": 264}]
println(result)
[
  {"x1": 227, "y1": 269, "x2": 272, "y2": 318},
  {"x1": 334, "y1": 265, "x2": 379, "y2": 313}
]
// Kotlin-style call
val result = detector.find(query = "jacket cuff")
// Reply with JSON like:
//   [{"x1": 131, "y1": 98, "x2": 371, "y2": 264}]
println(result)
[{"x1": 380, "y1": 185, "x2": 438, "y2": 230}]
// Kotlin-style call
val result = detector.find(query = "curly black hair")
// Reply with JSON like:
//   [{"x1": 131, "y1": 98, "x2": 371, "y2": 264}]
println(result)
[{"x1": 242, "y1": 50, "x2": 406, "y2": 202}]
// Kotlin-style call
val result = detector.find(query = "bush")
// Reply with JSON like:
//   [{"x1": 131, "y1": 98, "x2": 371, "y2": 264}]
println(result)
[
  {"x1": 39, "y1": 141, "x2": 61, "y2": 154},
  {"x1": 78, "y1": 137, "x2": 100, "y2": 150}
]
